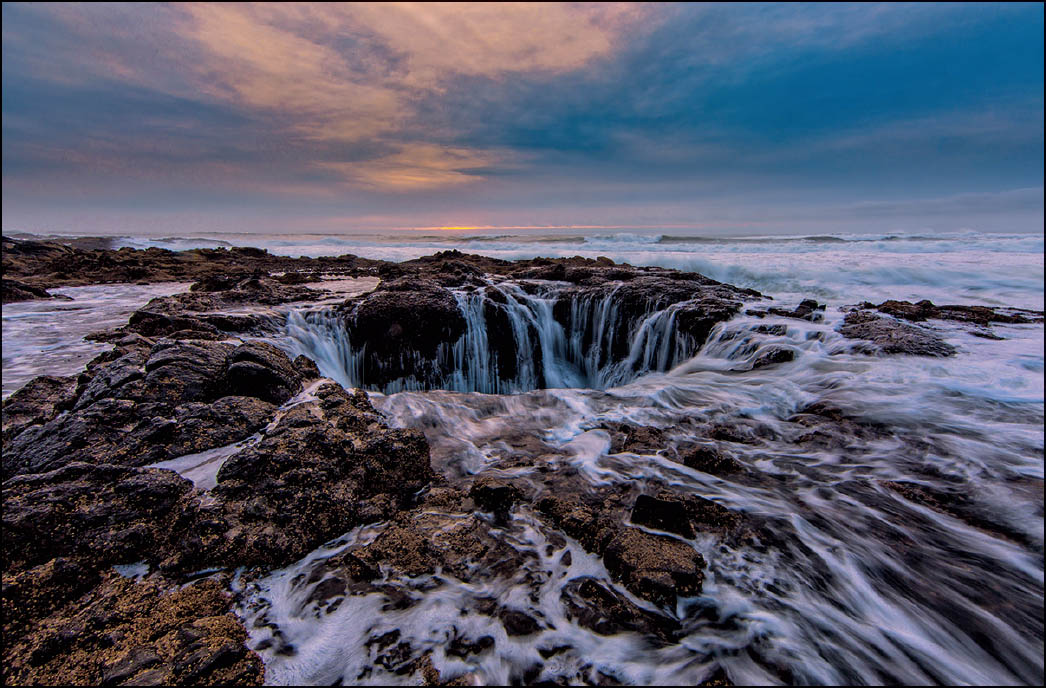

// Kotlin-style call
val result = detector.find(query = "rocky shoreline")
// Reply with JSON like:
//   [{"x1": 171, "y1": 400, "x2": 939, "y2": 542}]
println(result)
[{"x1": 3, "y1": 237, "x2": 1043, "y2": 685}]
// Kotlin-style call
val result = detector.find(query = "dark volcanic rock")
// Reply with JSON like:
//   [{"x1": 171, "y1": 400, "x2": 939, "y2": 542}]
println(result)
[
  {"x1": 602, "y1": 422, "x2": 669, "y2": 455},
  {"x1": 560, "y1": 576, "x2": 679, "y2": 641},
  {"x1": 871, "y1": 299, "x2": 1044, "y2": 326},
  {"x1": 190, "y1": 382, "x2": 435, "y2": 570},
  {"x1": 674, "y1": 444, "x2": 744, "y2": 475},
  {"x1": 751, "y1": 346, "x2": 797, "y2": 369},
  {"x1": 631, "y1": 494, "x2": 696, "y2": 538},
  {"x1": 602, "y1": 528, "x2": 705, "y2": 607},
  {"x1": 750, "y1": 298, "x2": 826, "y2": 322},
  {"x1": 3, "y1": 573, "x2": 264, "y2": 686},
  {"x1": 224, "y1": 341, "x2": 303, "y2": 404},
  {"x1": 2, "y1": 235, "x2": 379, "y2": 293},
  {"x1": 1, "y1": 375, "x2": 78, "y2": 442},
  {"x1": 1, "y1": 338, "x2": 303, "y2": 477},
  {"x1": 536, "y1": 493, "x2": 622, "y2": 554},
  {"x1": 2, "y1": 463, "x2": 195, "y2": 576},
  {"x1": 2, "y1": 278, "x2": 67, "y2": 304},
  {"x1": 469, "y1": 477, "x2": 524, "y2": 522},
  {"x1": 839, "y1": 310, "x2": 956, "y2": 357},
  {"x1": 353, "y1": 511, "x2": 523, "y2": 581},
  {"x1": 340, "y1": 278, "x2": 466, "y2": 386}
]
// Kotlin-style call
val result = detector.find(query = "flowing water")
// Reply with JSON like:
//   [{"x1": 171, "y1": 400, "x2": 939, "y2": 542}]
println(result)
[{"x1": 2, "y1": 230, "x2": 1043, "y2": 685}]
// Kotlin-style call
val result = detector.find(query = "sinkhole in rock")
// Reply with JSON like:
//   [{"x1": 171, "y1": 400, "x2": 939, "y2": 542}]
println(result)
[{"x1": 281, "y1": 278, "x2": 745, "y2": 394}]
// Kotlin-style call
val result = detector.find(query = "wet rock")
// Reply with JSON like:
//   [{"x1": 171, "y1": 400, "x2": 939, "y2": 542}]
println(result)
[
  {"x1": 156, "y1": 396, "x2": 277, "y2": 460},
  {"x1": 751, "y1": 347, "x2": 796, "y2": 369},
  {"x1": 839, "y1": 311, "x2": 955, "y2": 357},
  {"x1": 871, "y1": 299, "x2": 1044, "y2": 326},
  {"x1": 141, "y1": 340, "x2": 232, "y2": 403},
  {"x1": 601, "y1": 422, "x2": 668, "y2": 455},
  {"x1": 631, "y1": 491, "x2": 745, "y2": 539},
  {"x1": 536, "y1": 493, "x2": 621, "y2": 554},
  {"x1": 2, "y1": 463, "x2": 194, "y2": 576},
  {"x1": 602, "y1": 528, "x2": 705, "y2": 607},
  {"x1": 198, "y1": 383, "x2": 435, "y2": 570},
  {"x1": 560, "y1": 576, "x2": 679, "y2": 642},
  {"x1": 1, "y1": 375, "x2": 78, "y2": 442},
  {"x1": 223, "y1": 341, "x2": 303, "y2": 405},
  {"x1": 2, "y1": 573, "x2": 264, "y2": 686},
  {"x1": 2, "y1": 339, "x2": 300, "y2": 476},
  {"x1": 342, "y1": 278, "x2": 467, "y2": 385},
  {"x1": 447, "y1": 634, "x2": 494, "y2": 659},
  {"x1": 631, "y1": 494, "x2": 695, "y2": 538},
  {"x1": 2, "y1": 557, "x2": 100, "y2": 641},
  {"x1": 2, "y1": 235, "x2": 378, "y2": 292},
  {"x1": 469, "y1": 477, "x2": 524, "y2": 522},
  {"x1": 674, "y1": 444, "x2": 743, "y2": 474},
  {"x1": 788, "y1": 401, "x2": 888, "y2": 447},
  {"x1": 353, "y1": 511, "x2": 523, "y2": 580},
  {"x1": 292, "y1": 354, "x2": 321, "y2": 380},
  {"x1": 2, "y1": 278, "x2": 64, "y2": 304},
  {"x1": 499, "y1": 609, "x2": 542, "y2": 636},
  {"x1": 881, "y1": 480, "x2": 1031, "y2": 547},
  {"x1": 768, "y1": 299, "x2": 826, "y2": 322}
]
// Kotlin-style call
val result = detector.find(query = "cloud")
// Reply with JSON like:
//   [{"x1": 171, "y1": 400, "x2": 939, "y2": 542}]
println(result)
[
  {"x1": 316, "y1": 143, "x2": 510, "y2": 191},
  {"x1": 5, "y1": 3, "x2": 648, "y2": 190},
  {"x1": 171, "y1": 2, "x2": 648, "y2": 183}
]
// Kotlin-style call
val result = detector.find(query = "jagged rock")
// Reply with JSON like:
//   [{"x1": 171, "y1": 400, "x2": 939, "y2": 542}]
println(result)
[
  {"x1": 839, "y1": 311, "x2": 956, "y2": 357},
  {"x1": 2, "y1": 278, "x2": 67, "y2": 304},
  {"x1": 2, "y1": 573, "x2": 264, "y2": 686},
  {"x1": 536, "y1": 493, "x2": 622, "y2": 554},
  {"x1": 2, "y1": 463, "x2": 195, "y2": 576},
  {"x1": 751, "y1": 347, "x2": 796, "y2": 368},
  {"x1": 499, "y1": 609, "x2": 542, "y2": 636},
  {"x1": 292, "y1": 354, "x2": 321, "y2": 380},
  {"x1": 560, "y1": 576, "x2": 679, "y2": 641},
  {"x1": 1, "y1": 339, "x2": 301, "y2": 477},
  {"x1": 602, "y1": 528, "x2": 705, "y2": 607},
  {"x1": 352, "y1": 511, "x2": 523, "y2": 580},
  {"x1": 469, "y1": 477, "x2": 524, "y2": 522},
  {"x1": 870, "y1": 299, "x2": 1043, "y2": 326},
  {"x1": 602, "y1": 422, "x2": 669, "y2": 455},
  {"x1": 674, "y1": 444, "x2": 743, "y2": 474},
  {"x1": 1, "y1": 375, "x2": 78, "y2": 442},
  {"x1": 224, "y1": 341, "x2": 303, "y2": 404},
  {"x1": 340, "y1": 278, "x2": 467, "y2": 385},
  {"x1": 631, "y1": 494, "x2": 696, "y2": 538},
  {"x1": 1, "y1": 235, "x2": 379, "y2": 292},
  {"x1": 176, "y1": 383, "x2": 435, "y2": 570}
]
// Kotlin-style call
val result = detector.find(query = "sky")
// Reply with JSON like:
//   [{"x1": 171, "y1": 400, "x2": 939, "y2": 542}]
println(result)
[{"x1": 2, "y1": 2, "x2": 1043, "y2": 236}]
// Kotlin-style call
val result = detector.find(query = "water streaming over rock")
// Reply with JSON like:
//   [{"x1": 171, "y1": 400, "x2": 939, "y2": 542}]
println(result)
[
  {"x1": 281, "y1": 280, "x2": 707, "y2": 394},
  {"x1": 250, "y1": 300, "x2": 1044, "y2": 686}
]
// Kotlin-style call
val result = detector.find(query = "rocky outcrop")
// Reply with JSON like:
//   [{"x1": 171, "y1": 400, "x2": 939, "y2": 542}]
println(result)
[
  {"x1": 536, "y1": 488, "x2": 710, "y2": 608},
  {"x1": 0, "y1": 338, "x2": 309, "y2": 477},
  {"x1": 868, "y1": 299, "x2": 1043, "y2": 326},
  {"x1": 747, "y1": 298, "x2": 825, "y2": 322},
  {"x1": 839, "y1": 310, "x2": 956, "y2": 357},
  {"x1": 338, "y1": 277, "x2": 468, "y2": 386},
  {"x1": 3, "y1": 574, "x2": 264, "y2": 686},
  {"x1": 1, "y1": 235, "x2": 384, "y2": 300},
  {"x1": 1, "y1": 375, "x2": 78, "y2": 443},
  {"x1": 2, "y1": 278, "x2": 67, "y2": 304}
]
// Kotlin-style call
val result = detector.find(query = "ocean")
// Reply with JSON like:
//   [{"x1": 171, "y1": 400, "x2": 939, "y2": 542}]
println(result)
[{"x1": 2, "y1": 229, "x2": 1043, "y2": 684}]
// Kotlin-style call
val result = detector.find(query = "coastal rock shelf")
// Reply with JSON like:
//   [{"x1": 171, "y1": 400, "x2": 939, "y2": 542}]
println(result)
[{"x1": 3, "y1": 240, "x2": 1043, "y2": 686}]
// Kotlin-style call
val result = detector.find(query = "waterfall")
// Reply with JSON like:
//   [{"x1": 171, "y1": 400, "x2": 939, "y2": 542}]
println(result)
[{"x1": 280, "y1": 281, "x2": 710, "y2": 393}]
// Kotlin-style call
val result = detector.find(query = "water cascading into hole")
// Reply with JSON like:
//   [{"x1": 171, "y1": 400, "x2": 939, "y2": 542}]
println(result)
[{"x1": 281, "y1": 281, "x2": 707, "y2": 393}]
